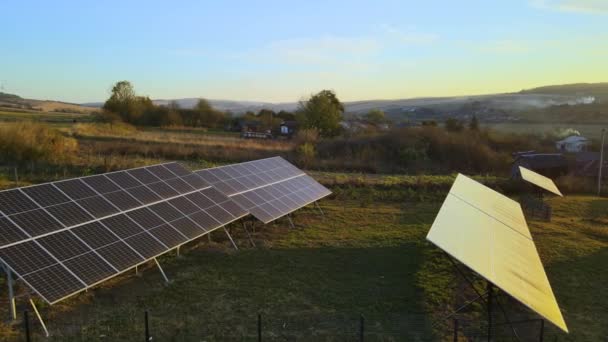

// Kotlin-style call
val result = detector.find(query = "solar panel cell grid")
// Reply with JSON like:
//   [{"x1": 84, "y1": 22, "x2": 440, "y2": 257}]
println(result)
[
  {"x1": 149, "y1": 202, "x2": 183, "y2": 222},
  {"x1": 54, "y1": 179, "x2": 98, "y2": 200},
  {"x1": 63, "y1": 252, "x2": 117, "y2": 285},
  {"x1": 163, "y1": 162, "x2": 191, "y2": 177},
  {"x1": 96, "y1": 241, "x2": 144, "y2": 271},
  {"x1": 106, "y1": 172, "x2": 142, "y2": 189},
  {"x1": 76, "y1": 196, "x2": 119, "y2": 218},
  {"x1": 101, "y1": 215, "x2": 144, "y2": 239},
  {"x1": 179, "y1": 174, "x2": 208, "y2": 189},
  {"x1": 83, "y1": 175, "x2": 121, "y2": 194},
  {"x1": 23, "y1": 264, "x2": 85, "y2": 303},
  {"x1": 0, "y1": 241, "x2": 56, "y2": 275},
  {"x1": 149, "y1": 224, "x2": 187, "y2": 248},
  {"x1": 11, "y1": 209, "x2": 63, "y2": 236},
  {"x1": 189, "y1": 211, "x2": 219, "y2": 231},
  {"x1": 37, "y1": 231, "x2": 91, "y2": 261},
  {"x1": 127, "y1": 208, "x2": 165, "y2": 229},
  {"x1": 47, "y1": 201, "x2": 94, "y2": 226},
  {"x1": 126, "y1": 186, "x2": 162, "y2": 203},
  {"x1": 124, "y1": 232, "x2": 167, "y2": 259},
  {"x1": 169, "y1": 217, "x2": 205, "y2": 239},
  {"x1": 147, "y1": 181, "x2": 180, "y2": 198},
  {"x1": 0, "y1": 190, "x2": 39, "y2": 215},
  {"x1": 167, "y1": 197, "x2": 199, "y2": 215},
  {"x1": 72, "y1": 222, "x2": 119, "y2": 249},
  {"x1": 185, "y1": 192, "x2": 215, "y2": 210},
  {"x1": 146, "y1": 165, "x2": 176, "y2": 180},
  {"x1": 103, "y1": 191, "x2": 141, "y2": 211},
  {"x1": 22, "y1": 184, "x2": 71, "y2": 207},
  {"x1": 164, "y1": 178, "x2": 194, "y2": 193},
  {"x1": 128, "y1": 168, "x2": 161, "y2": 184},
  {"x1": 0, "y1": 217, "x2": 29, "y2": 246}
]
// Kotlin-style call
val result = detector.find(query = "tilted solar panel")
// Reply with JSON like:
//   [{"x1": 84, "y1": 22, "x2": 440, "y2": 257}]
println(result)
[
  {"x1": 426, "y1": 174, "x2": 568, "y2": 332},
  {"x1": 0, "y1": 162, "x2": 248, "y2": 304},
  {"x1": 519, "y1": 166, "x2": 563, "y2": 197},
  {"x1": 195, "y1": 157, "x2": 331, "y2": 224}
]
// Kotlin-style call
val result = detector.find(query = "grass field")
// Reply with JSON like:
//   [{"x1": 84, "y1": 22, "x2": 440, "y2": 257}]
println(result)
[
  {"x1": 486, "y1": 122, "x2": 605, "y2": 140},
  {"x1": 0, "y1": 184, "x2": 605, "y2": 341}
]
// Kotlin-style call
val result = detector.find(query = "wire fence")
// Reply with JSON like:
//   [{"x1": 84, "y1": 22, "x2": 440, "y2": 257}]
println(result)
[{"x1": 4, "y1": 310, "x2": 565, "y2": 342}]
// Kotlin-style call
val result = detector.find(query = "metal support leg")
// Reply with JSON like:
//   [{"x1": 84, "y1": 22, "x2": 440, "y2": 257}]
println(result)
[
  {"x1": 3, "y1": 264, "x2": 16, "y2": 321},
  {"x1": 314, "y1": 201, "x2": 325, "y2": 219},
  {"x1": 29, "y1": 299, "x2": 49, "y2": 337},
  {"x1": 223, "y1": 227, "x2": 238, "y2": 250},
  {"x1": 286, "y1": 214, "x2": 295, "y2": 229},
  {"x1": 487, "y1": 281, "x2": 493, "y2": 342},
  {"x1": 176, "y1": 246, "x2": 180, "y2": 257},
  {"x1": 154, "y1": 258, "x2": 170, "y2": 284},
  {"x1": 135, "y1": 265, "x2": 139, "y2": 276},
  {"x1": 242, "y1": 221, "x2": 256, "y2": 247}
]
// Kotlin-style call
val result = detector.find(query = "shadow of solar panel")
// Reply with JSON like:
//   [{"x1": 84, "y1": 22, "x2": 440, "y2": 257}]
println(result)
[
  {"x1": 149, "y1": 224, "x2": 187, "y2": 248},
  {"x1": 163, "y1": 162, "x2": 190, "y2": 177},
  {"x1": 124, "y1": 232, "x2": 167, "y2": 259},
  {"x1": 0, "y1": 190, "x2": 39, "y2": 215},
  {"x1": 165, "y1": 178, "x2": 195, "y2": 194},
  {"x1": 72, "y1": 222, "x2": 120, "y2": 249},
  {"x1": 189, "y1": 211, "x2": 220, "y2": 231},
  {"x1": 101, "y1": 215, "x2": 144, "y2": 239},
  {"x1": 128, "y1": 168, "x2": 161, "y2": 184},
  {"x1": 22, "y1": 264, "x2": 85, "y2": 303},
  {"x1": 96, "y1": 241, "x2": 144, "y2": 270},
  {"x1": 149, "y1": 202, "x2": 183, "y2": 222},
  {"x1": 0, "y1": 217, "x2": 29, "y2": 247},
  {"x1": 63, "y1": 252, "x2": 117, "y2": 285},
  {"x1": 126, "y1": 186, "x2": 162, "y2": 203},
  {"x1": 205, "y1": 205, "x2": 233, "y2": 223},
  {"x1": 37, "y1": 231, "x2": 90, "y2": 261},
  {"x1": 54, "y1": 179, "x2": 97, "y2": 200},
  {"x1": 11, "y1": 209, "x2": 63, "y2": 236},
  {"x1": 169, "y1": 217, "x2": 204, "y2": 239},
  {"x1": 47, "y1": 202, "x2": 94, "y2": 226},
  {"x1": 22, "y1": 184, "x2": 71, "y2": 207},
  {"x1": 76, "y1": 196, "x2": 119, "y2": 218},
  {"x1": 83, "y1": 175, "x2": 121, "y2": 194},
  {"x1": 146, "y1": 181, "x2": 179, "y2": 198},
  {"x1": 167, "y1": 197, "x2": 200, "y2": 215},
  {"x1": 0, "y1": 241, "x2": 55, "y2": 275},
  {"x1": 103, "y1": 190, "x2": 141, "y2": 211},
  {"x1": 106, "y1": 172, "x2": 142, "y2": 189},
  {"x1": 127, "y1": 208, "x2": 165, "y2": 229},
  {"x1": 185, "y1": 192, "x2": 215, "y2": 210},
  {"x1": 179, "y1": 174, "x2": 207, "y2": 190},
  {"x1": 146, "y1": 165, "x2": 176, "y2": 180}
]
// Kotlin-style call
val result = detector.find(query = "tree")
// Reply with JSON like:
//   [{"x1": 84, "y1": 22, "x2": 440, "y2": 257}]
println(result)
[
  {"x1": 469, "y1": 115, "x2": 479, "y2": 131},
  {"x1": 445, "y1": 118, "x2": 464, "y2": 132},
  {"x1": 296, "y1": 90, "x2": 344, "y2": 137},
  {"x1": 103, "y1": 81, "x2": 137, "y2": 123},
  {"x1": 364, "y1": 109, "x2": 386, "y2": 124}
]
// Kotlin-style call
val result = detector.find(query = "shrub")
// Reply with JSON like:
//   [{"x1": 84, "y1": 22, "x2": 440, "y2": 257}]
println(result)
[{"x1": 0, "y1": 122, "x2": 78, "y2": 166}]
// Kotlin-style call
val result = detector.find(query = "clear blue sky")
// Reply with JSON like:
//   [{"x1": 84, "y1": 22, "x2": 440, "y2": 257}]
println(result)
[{"x1": 1, "y1": 0, "x2": 607, "y2": 103}]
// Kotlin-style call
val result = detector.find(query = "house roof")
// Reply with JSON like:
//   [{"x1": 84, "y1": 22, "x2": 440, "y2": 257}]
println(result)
[{"x1": 556, "y1": 135, "x2": 589, "y2": 144}]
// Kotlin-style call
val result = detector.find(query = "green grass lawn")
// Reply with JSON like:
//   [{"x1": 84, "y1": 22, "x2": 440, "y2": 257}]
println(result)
[{"x1": 0, "y1": 190, "x2": 606, "y2": 341}]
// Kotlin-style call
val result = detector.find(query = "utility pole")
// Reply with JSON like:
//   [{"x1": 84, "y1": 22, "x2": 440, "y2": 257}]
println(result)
[{"x1": 598, "y1": 128, "x2": 606, "y2": 196}]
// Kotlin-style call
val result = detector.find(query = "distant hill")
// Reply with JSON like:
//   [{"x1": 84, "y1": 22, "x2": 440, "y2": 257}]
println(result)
[
  {"x1": 519, "y1": 83, "x2": 608, "y2": 101},
  {"x1": 1, "y1": 92, "x2": 98, "y2": 114}
]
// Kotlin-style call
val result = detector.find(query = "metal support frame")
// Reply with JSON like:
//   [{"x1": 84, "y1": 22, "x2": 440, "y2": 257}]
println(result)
[
  {"x1": 29, "y1": 298, "x2": 49, "y2": 337},
  {"x1": 242, "y1": 221, "x2": 256, "y2": 247},
  {"x1": 2, "y1": 263, "x2": 16, "y2": 321},
  {"x1": 286, "y1": 214, "x2": 295, "y2": 229},
  {"x1": 442, "y1": 255, "x2": 523, "y2": 341},
  {"x1": 154, "y1": 258, "x2": 170, "y2": 284},
  {"x1": 223, "y1": 226, "x2": 239, "y2": 250},
  {"x1": 176, "y1": 246, "x2": 181, "y2": 257},
  {"x1": 314, "y1": 201, "x2": 325, "y2": 219}
]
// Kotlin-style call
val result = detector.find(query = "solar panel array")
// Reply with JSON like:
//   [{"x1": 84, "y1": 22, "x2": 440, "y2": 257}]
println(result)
[
  {"x1": 0, "y1": 163, "x2": 247, "y2": 304},
  {"x1": 427, "y1": 174, "x2": 568, "y2": 332},
  {"x1": 195, "y1": 157, "x2": 331, "y2": 223}
]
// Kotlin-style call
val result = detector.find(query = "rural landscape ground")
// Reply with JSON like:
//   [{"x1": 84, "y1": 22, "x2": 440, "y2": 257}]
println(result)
[{"x1": 0, "y1": 104, "x2": 606, "y2": 341}]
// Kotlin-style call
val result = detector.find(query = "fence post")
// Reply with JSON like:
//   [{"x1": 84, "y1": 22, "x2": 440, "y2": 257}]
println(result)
[
  {"x1": 144, "y1": 310, "x2": 150, "y2": 342},
  {"x1": 359, "y1": 314, "x2": 364, "y2": 342},
  {"x1": 539, "y1": 319, "x2": 544, "y2": 342},
  {"x1": 24, "y1": 311, "x2": 31, "y2": 342},
  {"x1": 257, "y1": 313, "x2": 262, "y2": 342},
  {"x1": 453, "y1": 318, "x2": 458, "y2": 342}
]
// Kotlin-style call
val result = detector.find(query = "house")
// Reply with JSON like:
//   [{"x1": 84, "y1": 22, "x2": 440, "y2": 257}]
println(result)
[
  {"x1": 555, "y1": 135, "x2": 590, "y2": 153},
  {"x1": 279, "y1": 120, "x2": 298, "y2": 138},
  {"x1": 511, "y1": 153, "x2": 568, "y2": 178}
]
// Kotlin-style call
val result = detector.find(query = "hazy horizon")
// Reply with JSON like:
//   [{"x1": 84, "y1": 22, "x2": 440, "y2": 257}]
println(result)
[{"x1": 2, "y1": 0, "x2": 608, "y2": 103}]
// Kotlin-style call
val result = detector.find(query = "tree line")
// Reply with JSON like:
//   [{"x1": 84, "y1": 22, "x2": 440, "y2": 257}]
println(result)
[{"x1": 98, "y1": 81, "x2": 348, "y2": 137}]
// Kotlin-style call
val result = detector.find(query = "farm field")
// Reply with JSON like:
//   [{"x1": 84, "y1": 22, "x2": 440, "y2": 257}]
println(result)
[
  {"x1": 486, "y1": 122, "x2": 606, "y2": 140},
  {"x1": 0, "y1": 182, "x2": 605, "y2": 341}
]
